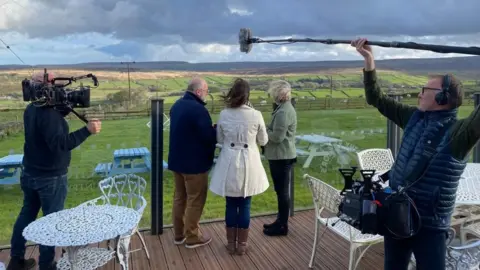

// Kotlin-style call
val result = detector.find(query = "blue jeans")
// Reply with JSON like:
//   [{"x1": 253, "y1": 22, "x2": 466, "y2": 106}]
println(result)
[
  {"x1": 225, "y1": 196, "x2": 252, "y2": 229},
  {"x1": 10, "y1": 171, "x2": 68, "y2": 269}
]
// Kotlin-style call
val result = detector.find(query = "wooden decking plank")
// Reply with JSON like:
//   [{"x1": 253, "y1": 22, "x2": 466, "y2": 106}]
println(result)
[
  {"x1": 140, "y1": 231, "x2": 168, "y2": 270},
  {"x1": 236, "y1": 221, "x2": 282, "y2": 270},
  {"x1": 0, "y1": 249, "x2": 9, "y2": 266},
  {"x1": 280, "y1": 213, "x2": 347, "y2": 270},
  {"x1": 130, "y1": 232, "x2": 149, "y2": 270},
  {"x1": 172, "y1": 229, "x2": 204, "y2": 270},
  {"x1": 295, "y1": 211, "x2": 370, "y2": 269},
  {"x1": 266, "y1": 215, "x2": 338, "y2": 270},
  {"x1": 162, "y1": 228, "x2": 186, "y2": 270},
  {"x1": 211, "y1": 221, "x2": 275, "y2": 270},
  {"x1": 98, "y1": 239, "x2": 115, "y2": 270},
  {"x1": 191, "y1": 227, "x2": 223, "y2": 270},
  {"x1": 296, "y1": 212, "x2": 384, "y2": 270},
  {"x1": 253, "y1": 216, "x2": 328, "y2": 270},
  {"x1": 27, "y1": 245, "x2": 38, "y2": 265},
  {"x1": 198, "y1": 224, "x2": 239, "y2": 270},
  {"x1": 248, "y1": 219, "x2": 302, "y2": 270},
  {"x1": 0, "y1": 210, "x2": 393, "y2": 270},
  {"x1": 298, "y1": 211, "x2": 386, "y2": 269},
  {"x1": 244, "y1": 217, "x2": 290, "y2": 270},
  {"x1": 210, "y1": 222, "x2": 257, "y2": 270}
]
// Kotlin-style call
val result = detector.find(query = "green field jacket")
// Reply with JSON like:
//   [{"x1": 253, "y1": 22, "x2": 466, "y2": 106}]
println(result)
[{"x1": 263, "y1": 100, "x2": 298, "y2": 160}]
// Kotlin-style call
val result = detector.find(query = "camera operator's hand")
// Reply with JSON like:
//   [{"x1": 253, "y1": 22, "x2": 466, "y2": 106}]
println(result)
[
  {"x1": 87, "y1": 118, "x2": 101, "y2": 134},
  {"x1": 351, "y1": 38, "x2": 375, "y2": 71}
]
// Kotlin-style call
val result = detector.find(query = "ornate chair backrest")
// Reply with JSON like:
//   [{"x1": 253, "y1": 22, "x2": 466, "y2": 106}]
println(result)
[
  {"x1": 446, "y1": 239, "x2": 480, "y2": 269},
  {"x1": 304, "y1": 174, "x2": 342, "y2": 217},
  {"x1": 98, "y1": 174, "x2": 147, "y2": 214},
  {"x1": 357, "y1": 148, "x2": 395, "y2": 172}
]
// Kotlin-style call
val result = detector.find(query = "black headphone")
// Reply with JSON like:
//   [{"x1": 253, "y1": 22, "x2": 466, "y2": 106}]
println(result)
[{"x1": 435, "y1": 74, "x2": 451, "y2": 106}]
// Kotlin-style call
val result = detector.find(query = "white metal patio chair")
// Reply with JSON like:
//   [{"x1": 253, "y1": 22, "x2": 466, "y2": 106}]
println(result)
[
  {"x1": 408, "y1": 228, "x2": 480, "y2": 269},
  {"x1": 356, "y1": 148, "x2": 395, "y2": 174},
  {"x1": 146, "y1": 113, "x2": 170, "y2": 131},
  {"x1": 304, "y1": 174, "x2": 384, "y2": 270},
  {"x1": 78, "y1": 174, "x2": 149, "y2": 270},
  {"x1": 459, "y1": 207, "x2": 480, "y2": 245}
]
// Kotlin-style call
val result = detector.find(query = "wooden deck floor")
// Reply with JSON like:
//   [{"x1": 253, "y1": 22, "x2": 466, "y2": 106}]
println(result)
[{"x1": 0, "y1": 209, "x2": 385, "y2": 269}]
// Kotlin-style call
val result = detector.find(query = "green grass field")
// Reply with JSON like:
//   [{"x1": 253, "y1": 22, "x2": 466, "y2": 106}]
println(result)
[
  {"x1": 0, "y1": 104, "x2": 477, "y2": 246},
  {"x1": 2, "y1": 68, "x2": 478, "y2": 109}
]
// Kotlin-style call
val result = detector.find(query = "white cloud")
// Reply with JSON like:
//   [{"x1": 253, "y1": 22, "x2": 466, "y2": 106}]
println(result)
[{"x1": 0, "y1": 0, "x2": 479, "y2": 65}]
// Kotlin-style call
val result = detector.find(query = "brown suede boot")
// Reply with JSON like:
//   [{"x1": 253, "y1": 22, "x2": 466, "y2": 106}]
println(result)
[
  {"x1": 236, "y1": 228, "x2": 249, "y2": 255},
  {"x1": 226, "y1": 227, "x2": 237, "y2": 254}
]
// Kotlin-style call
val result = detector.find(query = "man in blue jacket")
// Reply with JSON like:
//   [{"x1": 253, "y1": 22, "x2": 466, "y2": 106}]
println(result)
[
  {"x1": 352, "y1": 38, "x2": 480, "y2": 270},
  {"x1": 168, "y1": 77, "x2": 217, "y2": 249}
]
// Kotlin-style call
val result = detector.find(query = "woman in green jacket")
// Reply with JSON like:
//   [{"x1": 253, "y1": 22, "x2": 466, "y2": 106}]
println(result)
[{"x1": 262, "y1": 80, "x2": 297, "y2": 236}]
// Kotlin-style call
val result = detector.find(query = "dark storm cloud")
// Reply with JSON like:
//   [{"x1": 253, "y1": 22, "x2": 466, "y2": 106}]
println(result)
[{"x1": 5, "y1": 0, "x2": 480, "y2": 45}]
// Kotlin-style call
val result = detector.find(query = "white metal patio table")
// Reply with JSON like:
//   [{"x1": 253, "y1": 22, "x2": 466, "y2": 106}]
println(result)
[
  {"x1": 456, "y1": 163, "x2": 480, "y2": 205},
  {"x1": 22, "y1": 204, "x2": 140, "y2": 270}
]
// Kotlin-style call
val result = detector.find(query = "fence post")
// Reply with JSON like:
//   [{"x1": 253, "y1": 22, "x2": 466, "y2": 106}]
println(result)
[
  {"x1": 386, "y1": 95, "x2": 402, "y2": 158},
  {"x1": 151, "y1": 98, "x2": 164, "y2": 235},
  {"x1": 473, "y1": 93, "x2": 480, "y2": 162}
]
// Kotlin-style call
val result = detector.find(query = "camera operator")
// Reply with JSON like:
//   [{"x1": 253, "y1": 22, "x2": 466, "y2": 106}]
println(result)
[
  {"x1": 352, "y1": 38, "x2": 480, "y2": 270},
  {"x1": 7, "y1": 72, "x2": 101, "y2": 270}
]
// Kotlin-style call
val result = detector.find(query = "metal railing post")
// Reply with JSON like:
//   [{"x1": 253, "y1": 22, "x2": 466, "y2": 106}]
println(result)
[
  {"x1": 386, "y1": 95, "x2": 402, "y2": 158},
  {"x1": 151, "y1": 98, "x2": 164, "y2": 235}
]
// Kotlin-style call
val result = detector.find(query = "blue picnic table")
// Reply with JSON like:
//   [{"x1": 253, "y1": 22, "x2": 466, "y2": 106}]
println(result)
[
  {"x1": 94, "y1": 147, "x2": 168, "y2": 177},
  {"x1": 0, "y1": 154, "x2": 23, "y2": 185}
]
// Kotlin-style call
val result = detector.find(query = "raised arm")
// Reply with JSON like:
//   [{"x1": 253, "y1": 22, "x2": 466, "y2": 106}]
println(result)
[
  {"x1": 352, "y1": 38, "x2": 417, "y2": 129},
  {"x1": 256, "y1": 111, "x2": 268, "y2": 146},
  {"x1": 40, "y1": 109, "x2": 92, "y2": 152},
  {"x1": 363, "y1": 69, "x2": 417, "y2": 129},
  {"x1": 450, "y1": 105, "x2": 480, "y2": 160}
]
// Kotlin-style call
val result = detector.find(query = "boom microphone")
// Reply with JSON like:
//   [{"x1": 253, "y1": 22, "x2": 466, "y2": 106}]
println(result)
[{"x1": 239, "y1": 28, "x2": 480, "y2": 56}]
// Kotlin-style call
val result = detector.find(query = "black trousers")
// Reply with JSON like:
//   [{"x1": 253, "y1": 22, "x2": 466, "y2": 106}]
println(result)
[
  {"x1": 384, "y1": 227, "x2": 448, "y2": 270},
  {"x1": 268, "y1": 159, "x2": 295, "y2": 224}
]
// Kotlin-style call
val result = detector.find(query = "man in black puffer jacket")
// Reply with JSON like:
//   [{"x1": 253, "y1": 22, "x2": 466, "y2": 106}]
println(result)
[{"x1": 352, "y1": 38, "x2": 480, "y2": 270}]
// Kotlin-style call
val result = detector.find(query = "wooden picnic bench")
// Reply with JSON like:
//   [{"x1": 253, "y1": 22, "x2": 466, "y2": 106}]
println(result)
[
  {"x1": 93, "y1": 147, "x2": 167, "y2": 177},
  {"x1": 0, "y1": 154, "x2": 23, "y2": 185}
]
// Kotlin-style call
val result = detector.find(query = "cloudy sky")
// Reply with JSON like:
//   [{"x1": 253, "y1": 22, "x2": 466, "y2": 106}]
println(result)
[{"x1": 0, "y1": 0, "x2": 479, "y2": 65}]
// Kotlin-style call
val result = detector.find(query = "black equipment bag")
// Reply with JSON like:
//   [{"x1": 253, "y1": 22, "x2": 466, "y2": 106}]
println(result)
[{"x1": 337, "y1": 116, "x2": 455, "y2": 239}]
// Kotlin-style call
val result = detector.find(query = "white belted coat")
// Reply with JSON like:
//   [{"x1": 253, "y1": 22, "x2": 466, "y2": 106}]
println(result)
[{"x1": 209, "y1": 105, "x2": 269, "y2": 198}]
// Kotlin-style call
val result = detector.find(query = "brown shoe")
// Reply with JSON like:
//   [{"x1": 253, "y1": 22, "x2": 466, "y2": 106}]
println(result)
[
  {"x1": 226, "y1": 227, "x2": 237, "y2": 254},
  {"x1": 185, "y1": 232, "x2": 212, "y2": 249},
  {"x1": 236, "y1": 228, "x2": 249, "y2": 255},
  {"x1": 174, "y1": 237, "x2": 186, "y2": 245}
]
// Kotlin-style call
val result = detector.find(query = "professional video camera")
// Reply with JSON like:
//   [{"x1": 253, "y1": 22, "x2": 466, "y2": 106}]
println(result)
[
  {"x1": 21, "y1": 68, "x2": 99, "y2": 123},
  {"x1": 336, "y1": 167, "x2": 421, "y2": 239}
]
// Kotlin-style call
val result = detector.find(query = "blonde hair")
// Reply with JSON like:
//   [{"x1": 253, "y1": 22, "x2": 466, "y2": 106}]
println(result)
[{"x1": 268, "y1": 80, "x2": 291, "y2": 103}]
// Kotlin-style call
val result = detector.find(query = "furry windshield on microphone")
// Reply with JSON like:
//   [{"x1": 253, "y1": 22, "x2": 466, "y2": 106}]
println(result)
[{"x1": 239, "y1": 28, "x2": 253, "y2": 53}]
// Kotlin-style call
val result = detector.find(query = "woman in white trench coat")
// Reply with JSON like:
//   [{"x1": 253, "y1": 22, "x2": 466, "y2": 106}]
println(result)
[{"x1": 209, "y1": 78, "x2": 269, "y2": 256}]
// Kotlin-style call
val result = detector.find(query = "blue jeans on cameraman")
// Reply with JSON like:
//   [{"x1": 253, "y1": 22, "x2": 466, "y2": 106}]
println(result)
[
  {"x1": 10, "y1": 171, "x2": 68, "y2": 269},
  {"x1": 225, "y1": 196, "x2": 252, "y2": 228}
]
